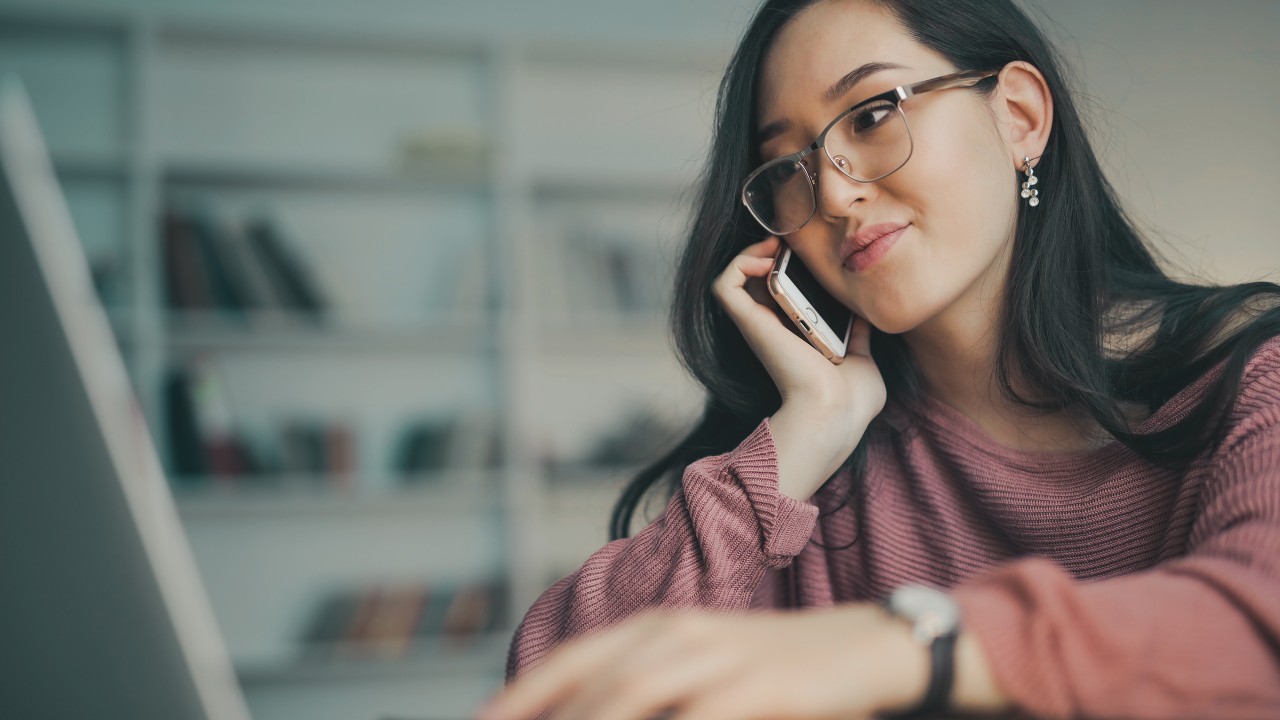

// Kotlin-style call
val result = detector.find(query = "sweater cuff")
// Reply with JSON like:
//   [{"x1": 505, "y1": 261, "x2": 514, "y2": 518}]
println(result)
[
  {"x1": 722, "y1": 416, "x2": 820, "y2": 566},
  {"x1": 950, "y1": 557, "x2": 1071, "y2": 719}
]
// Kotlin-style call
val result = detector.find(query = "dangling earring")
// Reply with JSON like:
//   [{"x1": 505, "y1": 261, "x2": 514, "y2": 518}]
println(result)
[{"x1": 1020, "y1": 156, "x2": 1039, "y2": 207}]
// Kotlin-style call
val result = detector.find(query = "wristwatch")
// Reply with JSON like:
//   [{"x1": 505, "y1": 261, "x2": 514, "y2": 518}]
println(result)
[{"x1": 879, "y1": 583, "x2": 962, "y2": 719}]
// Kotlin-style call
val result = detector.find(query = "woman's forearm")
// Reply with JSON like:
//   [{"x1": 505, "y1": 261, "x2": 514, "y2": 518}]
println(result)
[{"x1": 769, "y1": 400, "x2": 867, "y2": 502}]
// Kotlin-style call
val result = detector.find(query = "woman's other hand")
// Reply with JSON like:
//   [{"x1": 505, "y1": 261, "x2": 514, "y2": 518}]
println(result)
[{"x1": 474, "y1": 603, "x2": 931, "y2": 720}]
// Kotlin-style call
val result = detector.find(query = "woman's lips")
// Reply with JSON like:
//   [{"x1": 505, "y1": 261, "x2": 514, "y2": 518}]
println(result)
[{"x1": 843, "y1": 224, "x2": 907, "y2": 272}]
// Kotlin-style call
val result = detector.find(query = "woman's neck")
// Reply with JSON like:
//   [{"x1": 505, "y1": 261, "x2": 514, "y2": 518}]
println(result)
[{"x1": 900, "y1": 278, "x2": 1112, "y2": 455}]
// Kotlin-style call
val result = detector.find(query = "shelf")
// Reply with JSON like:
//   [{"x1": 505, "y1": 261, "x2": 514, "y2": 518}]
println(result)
[
  {"x1": 157, "y1": 161, "x2": 699, "y2": 201},
  {"x1": 531, "y1": 172, "x2": 695, "y2": 203},
  {"x1": 544, "y1": 469, "x2": 633, "y2": 522},
  {"x1": 233, "y1": 630, "x2": 511, "y2": 686},
  {"x1": 544, "y1": 464, "x2": 669, "y2": 565},
  {"x1": 161, "y1": 159, "x2": 491, "y2": 195},
  {"x1": 544, "y1": 476, "x2": 631, "y2": 526},
  {"x1": 114, "y1": 311, "x2": 493, "y2": 353},
  {"x1": 0, "y1": 6, "x2": 130, "y2": 32},
  {"x1": 51, "y1": 150, "x2": 130, "y2": 180},
  {"x1": 119, "y1": 313, "x2": 680, "y2": 354},
  {"x1": 544, "y1": 461, "x2": 648, "y2": 486},
  {"x1": 173, "y1": 472, "x2": 502, "y2": 519},
  {"x1": 534, "y1": 314, "x2": 673, "y2": 355},
  {"x1": 118, "y1": 309, "x2": 673, "y2": 355},
  {"x1": 523, "y1": 36, "x2": 727, "y2": 73},
  {"x1": 155, "y1": 16, "x2": 490, "y2": 62}
]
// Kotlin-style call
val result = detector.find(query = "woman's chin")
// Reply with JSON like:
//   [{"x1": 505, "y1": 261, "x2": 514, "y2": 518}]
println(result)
[{"x1": 858, "y1": 309, "x2": 924, "y2": 336}]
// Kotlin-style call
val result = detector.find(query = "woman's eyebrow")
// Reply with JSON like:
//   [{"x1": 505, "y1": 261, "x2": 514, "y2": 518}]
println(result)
[{"x1": 756, "y1": 60, "x2": 911, "y2": 147}]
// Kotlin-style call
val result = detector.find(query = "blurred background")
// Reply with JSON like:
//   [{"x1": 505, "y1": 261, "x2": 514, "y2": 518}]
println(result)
[{"x1": 1, "y1": 0, "x2": 1276, "y2": 719}]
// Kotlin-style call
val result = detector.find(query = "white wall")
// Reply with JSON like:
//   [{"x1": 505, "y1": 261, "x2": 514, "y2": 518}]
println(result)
[{"x1": 1035, "y1": 1, "x2": 1280, "y2": 283}]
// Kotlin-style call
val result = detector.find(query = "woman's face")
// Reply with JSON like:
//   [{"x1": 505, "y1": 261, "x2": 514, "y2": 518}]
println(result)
[{"x1": 756, "y1": 0, "x2": 1019, "y2": 335}]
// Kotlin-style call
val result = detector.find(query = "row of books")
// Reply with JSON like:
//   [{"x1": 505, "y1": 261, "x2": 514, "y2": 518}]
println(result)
[
  {"x1": 164, "y1": 198, "x2": 679, "y2": 329},
  {"x1": 165, "y1": 358, "x2": 501, "y2": 485},
  {"x1": 559, "y1": 227, "x2": 670, "y2": 316},
  {"x1": 163, "y1": 205, "x2": 327, "y2": 317},
  {"x1": 541, "y1": 406, "x2": 684, "y2": 474},
  {"x1": 392, "y1": 412, "x2": 504, "y2": 479},
  {"x1": 299, "y1": 580, "x2": 506, "y2": 660},
  {"x1": 165, "y1": 359, "x2": 356, "y2": 485}
]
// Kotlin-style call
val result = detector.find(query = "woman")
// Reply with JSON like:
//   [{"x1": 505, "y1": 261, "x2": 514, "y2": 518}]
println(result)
[{"x1": 480, "y1": 1, "x2": 1280, "y2": 718}]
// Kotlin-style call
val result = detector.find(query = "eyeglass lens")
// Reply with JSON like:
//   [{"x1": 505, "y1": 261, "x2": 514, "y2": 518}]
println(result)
[{"x1": 745, "y1": 100, "x2": 911, "y2": 235}]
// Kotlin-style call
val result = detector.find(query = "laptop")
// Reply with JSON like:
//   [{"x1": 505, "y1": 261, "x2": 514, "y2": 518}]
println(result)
[{"x1": 0, "y1": 74, "x2": 253, "y2": 720}]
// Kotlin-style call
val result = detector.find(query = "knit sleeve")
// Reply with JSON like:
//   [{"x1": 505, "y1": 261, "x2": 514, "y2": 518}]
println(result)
[
  {"x1": 951, "y1": 343, "x2": 1280, "y2": 719},
  {"x1": 504, "y1": 415, "x2": 820, "y2": 683}
]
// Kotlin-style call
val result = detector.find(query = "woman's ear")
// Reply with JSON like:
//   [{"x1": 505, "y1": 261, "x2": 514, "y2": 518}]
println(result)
[{"x1": 995, "y1": 60, "x2": 1053, "y2": 168}]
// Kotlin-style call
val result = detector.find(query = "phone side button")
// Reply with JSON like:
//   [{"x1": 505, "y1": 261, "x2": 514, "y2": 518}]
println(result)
[{"x1": 804, "y1": 307, "x2": 819, "y2": 323}]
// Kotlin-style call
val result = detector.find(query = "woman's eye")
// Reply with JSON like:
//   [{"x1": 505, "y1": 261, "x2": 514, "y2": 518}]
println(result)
[
  {"x1": 850, "y1": 103, "x2": 893, "y2": 133},
  {"x1": 767, "y1": 161, "x2": 801, "y2": 182}
]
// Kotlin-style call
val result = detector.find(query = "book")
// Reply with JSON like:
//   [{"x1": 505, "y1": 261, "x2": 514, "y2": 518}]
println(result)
[
  {"x1": 164, "y1": 360, "x2": 271, "y2": 484},
  {"x1": 215, "y1": 216, "x2": 284, "y2": 311},
  {"x1": 325, "y1": 422, "x2": 357, "y2": 489},
  {"x1": 244, "y1": 216, "x2": 326, "y2": 319},
  {"x1": 300, "y1": 588, "x2": 363, "y2": 658},
  {"x1": 579, "y1": 406, "x2": 681, "y2": 469},
  {"x1": 162, "y1": 210, "x2": 214, "y2": 310},
  {"x1": 162, "y1": 205, "x2": 331, "y2": 320},
  {"x1": 445, "y1": 408, "x2": 502, "y2": 469},
  {"x1": 359, "y1": 585, "x2": 426, "y2": 660},
  {"x1": 392, "y1": 417, "x2": 457, "y2": 480},
  {"x1": 299, "y1": 580, "x2": 506, "y2": 659},
  {"x1": 412, "y1": 584, "x2": 453, "y2": 642},
  {"x1": 339, "y1": 586, "x2": 384, "y2": 660},
  {"x1": 188, "y1": 210, "x2": 248, "y2": 315},
  {"x1": 187, "y1": 358, "x2": 258, "y2": 480},
  {"x1": 279, "y1": 419, "x2": 322, "y2": 476},
  {"x1": 164, "y1": 366, "x2": 206, "y2": 479},
  {"x1": 440, "y1": 582, "x2": 496, "y2": 651}
]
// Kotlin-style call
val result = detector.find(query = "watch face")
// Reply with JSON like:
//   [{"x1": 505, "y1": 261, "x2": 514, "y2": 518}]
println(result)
[{"x1": 888, "y1": 584, "x2": 961, "y2": 640}]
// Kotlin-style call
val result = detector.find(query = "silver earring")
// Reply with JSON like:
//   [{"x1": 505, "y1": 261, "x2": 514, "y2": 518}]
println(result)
[{"x1": 1020, "y1": 156, "x2": 1039, "y2": 207}]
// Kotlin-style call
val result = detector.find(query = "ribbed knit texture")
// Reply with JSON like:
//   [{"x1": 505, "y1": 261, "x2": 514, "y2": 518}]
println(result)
[{"x1": 506, "y1": 335, "x2": 1280, "y2": 719}]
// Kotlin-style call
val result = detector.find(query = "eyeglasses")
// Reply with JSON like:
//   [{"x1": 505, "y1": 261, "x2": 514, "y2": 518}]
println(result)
[{"x1": 741, "y1": 68, "x2": 999, "y2": 236}]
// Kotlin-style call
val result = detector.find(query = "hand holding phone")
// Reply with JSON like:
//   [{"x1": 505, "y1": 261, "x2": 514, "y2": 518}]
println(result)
[{"x1": 711, "y1": 236, "x2": 885, "y2": 423}]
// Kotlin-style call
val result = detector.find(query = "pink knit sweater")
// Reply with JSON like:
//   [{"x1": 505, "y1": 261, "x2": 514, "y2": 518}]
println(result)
[{"x1": 506, "y1": 335, "x2": 1280, "y2": 719}]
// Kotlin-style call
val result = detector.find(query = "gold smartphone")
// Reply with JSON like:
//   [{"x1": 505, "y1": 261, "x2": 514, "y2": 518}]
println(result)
[{"x1": 766, "y1": 242, "x2": 855, "y2": 363}]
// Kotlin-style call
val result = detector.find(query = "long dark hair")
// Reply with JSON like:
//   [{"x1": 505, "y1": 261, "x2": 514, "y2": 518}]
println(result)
[{"x1": 610, "y1": 0, "x2": 1280, "y2": 542}]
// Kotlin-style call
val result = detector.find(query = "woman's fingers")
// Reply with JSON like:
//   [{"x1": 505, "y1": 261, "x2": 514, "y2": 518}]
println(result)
[
  {"x1": 710, "y1": 243, "x2": 778, "y2": 320},
  {"x1": 478, "y1": 617, "x2": 653, "y2": 720},
  {"x1": 711, "y1": 236, "x2": 886, "y2": 422},
  {"x1": 554, "y1": 638, "x2": 743, "y2": 720},
  {"x1": 711, "y1": 237, "x2": 853, "y2": 399}
]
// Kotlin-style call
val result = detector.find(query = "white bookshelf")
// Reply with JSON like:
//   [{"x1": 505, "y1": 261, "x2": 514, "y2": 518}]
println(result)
[{"x1": 1, "y1": 7, "x2": 718, "y2": 720}]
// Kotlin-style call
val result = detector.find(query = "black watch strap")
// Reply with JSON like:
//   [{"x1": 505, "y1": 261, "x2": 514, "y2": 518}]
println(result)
[
  {"x1": 883, "y1": 628, "x2": 957, "y2": 719},
  {"x1": 922, "y1": 630, "x2": 958, "y2": 713}
]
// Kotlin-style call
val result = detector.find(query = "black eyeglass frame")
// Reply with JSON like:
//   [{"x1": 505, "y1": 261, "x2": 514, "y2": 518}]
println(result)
[{"x1": 741, "y1": 68, "x2": 1000, "y2": 235}]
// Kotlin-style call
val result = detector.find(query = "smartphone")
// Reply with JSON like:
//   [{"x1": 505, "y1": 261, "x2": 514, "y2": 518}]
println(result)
[{"x1": 767, "y1": 242, "x2": 855, "y2": 363}]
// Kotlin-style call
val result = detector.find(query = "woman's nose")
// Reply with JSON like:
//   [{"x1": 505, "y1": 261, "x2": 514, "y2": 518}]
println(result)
[{"x1": 815, "y1": 151, "x2": 876, "y2": 221}]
